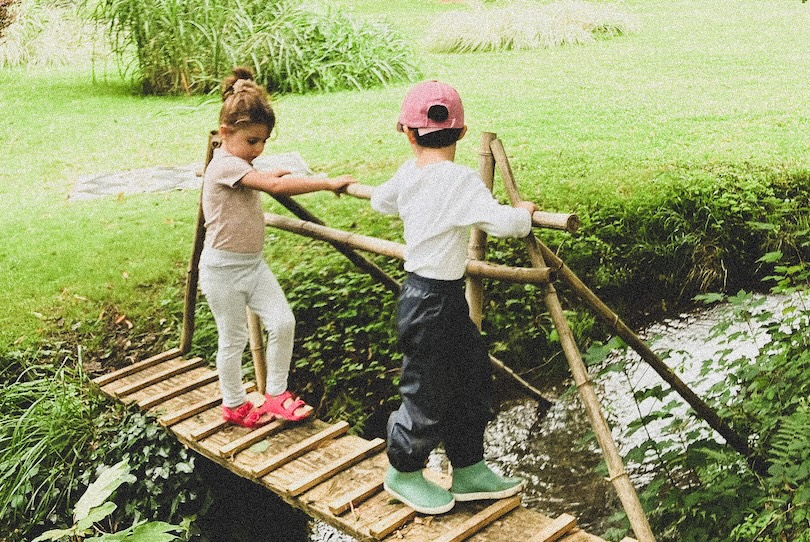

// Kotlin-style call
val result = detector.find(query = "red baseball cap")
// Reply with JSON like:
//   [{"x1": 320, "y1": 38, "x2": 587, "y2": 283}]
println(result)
[{"x1": 396, "y1": 80, "x2": 465, "y2": 135}]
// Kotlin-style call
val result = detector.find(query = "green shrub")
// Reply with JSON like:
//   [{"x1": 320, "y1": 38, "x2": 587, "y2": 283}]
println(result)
[
  {"x1": 32, "y1": 459, "x2": 187, "y2": 542},
  {"x1": 86, "y1": 0, "x2": 419, "y2": 95},
  {"x1": 0, "y1": 338, "x2": 206, "y2": 542},
  {"x1": 79, "y1": 408, "x2": 208, "y2": 527},
  {"x1": 282, "y1": 254, "x2": 403, "y2": 432},
  {"x1": 564, "y1": 165, "x2": 810, "y2": 316}
]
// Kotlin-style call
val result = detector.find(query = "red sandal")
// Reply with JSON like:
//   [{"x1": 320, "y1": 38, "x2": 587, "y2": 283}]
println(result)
[
  {"x1": 261, "y1": 391, "x2": 313, "y2": 422},
  {"x1": 222, "y1": 401, "x2": 273, "y2": 428}
]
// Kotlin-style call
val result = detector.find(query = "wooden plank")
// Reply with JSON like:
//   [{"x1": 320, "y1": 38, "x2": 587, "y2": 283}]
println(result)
[
  {"x1": 253, "y1": 421, "x2": 351, "y2": 477},
  {"x1": 328, "y1": 477, "x2": 384, "y2": 515},
  {"x1": 619, "y1": 538, "x2": 638, "y2": 542},
  {"x1": 286, "y1": 438, "x2": 386, "y2": 497},
  {"x1": 158, "y1": 382, "x2": 255, "y2": 427},
  {"x1": 191, "y1": 418, "x2": 229, "y2": 441},
  {"x1": 527, "y1": 513, "x2": 577, "y2": 542},
  {"x1": 434, "y1": 496, "x2": 521, "y2": 542},
  {"x1": 92, "y1": 348, "x2": 182, "y2": 387},
  {"x1": 368, "y1": 505, "x2": 418, "y2": 539},
  {"x1": 138, "y1": 372, "x2": 218, "y2": 410},
  {"x1": 114, "y1": 357, "x2": 204, "y2": 398},
  {"x1": 219, "y1": 419, "x2": 285, "y2": 458}
]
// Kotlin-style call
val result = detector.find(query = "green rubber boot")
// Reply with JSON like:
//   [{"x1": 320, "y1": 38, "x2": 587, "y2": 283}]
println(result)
[
  {"x1": 384, "y1": 467, "x2": 455, "y2": 515},
  {"x1": 450, "y1": 460, "x2": 525, "y2": 502}
]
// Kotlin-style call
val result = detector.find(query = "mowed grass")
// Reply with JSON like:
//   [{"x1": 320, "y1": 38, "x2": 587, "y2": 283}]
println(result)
[{"x1": 1, "y1": 0, "x2": 808, "y2": 345}]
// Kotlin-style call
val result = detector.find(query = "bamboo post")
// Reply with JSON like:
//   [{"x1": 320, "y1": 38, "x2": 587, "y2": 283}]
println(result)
[
  {"x1": 247, "y1": 308, "x2": 266, "y2": 395},
  {"x1": 180, "y1": 131, "x2": 219, "y2": 354},
  {"x1": 491, "y1": 138, "x2": 656, "y2": 542},
  {"x1": 466, "y1": 132, "x2": 497, "y2": 328},
  {"x1": 464, "y1": 132, "x2": 552, "y2": 408},
  {"x1": 465, "y1": 133, "x2": 552, "y2": 406}
]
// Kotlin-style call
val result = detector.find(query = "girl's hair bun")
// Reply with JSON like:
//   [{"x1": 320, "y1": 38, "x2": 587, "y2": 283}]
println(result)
[
  {"x1": 219, "y1": 65, "x2": 275, "y2": 131},
  {"x1": 232, "y1": 66, "x2": 254, "y2": 82}
]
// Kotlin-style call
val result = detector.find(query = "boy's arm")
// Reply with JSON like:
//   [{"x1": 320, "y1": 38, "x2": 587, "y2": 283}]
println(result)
[
  {"x1": 240, "y1": 170, "x2": 356, "y2": 196},
  {"x1": 462, "y1": 178, "x2": 535, "y2": 238},
  {"x1": 370, "y1": 178, "x2": 400, "y2": 216}
]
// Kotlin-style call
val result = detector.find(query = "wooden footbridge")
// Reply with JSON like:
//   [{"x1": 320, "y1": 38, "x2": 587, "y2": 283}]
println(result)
[
  {"x1": 91, "y1": 132, "x2": 760, "y2": 542},
  {"x1": 93, "y1": 347, "x2": 614, "y2": 542}
]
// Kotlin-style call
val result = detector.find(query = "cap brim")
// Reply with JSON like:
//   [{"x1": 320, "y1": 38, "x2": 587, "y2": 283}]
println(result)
[{"x1": 416, "y1": 127, "x2": 444, "y2": 136}]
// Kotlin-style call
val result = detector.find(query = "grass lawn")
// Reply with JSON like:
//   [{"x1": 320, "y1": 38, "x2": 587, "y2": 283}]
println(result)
[{"x1": 1, "y1": 0, "x2": 808, "y2": 346}]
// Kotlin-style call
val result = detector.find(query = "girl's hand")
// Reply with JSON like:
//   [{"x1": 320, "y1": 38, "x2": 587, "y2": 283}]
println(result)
[
  {"x1": 329, "y1": 175, "x2": 357, "y2": 196},
  {"x1": 267, "y1": 169, "x2": 292, "y2": 177}
]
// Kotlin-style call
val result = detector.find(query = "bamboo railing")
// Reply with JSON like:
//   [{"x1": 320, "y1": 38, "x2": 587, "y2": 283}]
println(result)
[{"x1": 178, "y1": 130, "x2": 764, "y2": 542}]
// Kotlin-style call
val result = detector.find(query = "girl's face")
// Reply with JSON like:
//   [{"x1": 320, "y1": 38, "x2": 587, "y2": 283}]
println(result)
[{"x1": 221, "y1": 123, "x2": 270, "y2": 165}]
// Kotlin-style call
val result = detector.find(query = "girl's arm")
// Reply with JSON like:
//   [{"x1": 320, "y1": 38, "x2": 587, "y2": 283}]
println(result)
[{"x1": 239, "y1": 169, "x2": 356, "y2": 196}]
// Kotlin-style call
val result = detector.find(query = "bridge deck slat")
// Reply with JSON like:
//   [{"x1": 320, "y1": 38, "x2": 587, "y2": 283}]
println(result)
[
  {"x1": 219, "y1": 419, "x2": 286, "y2": 458},
  {"x1": 527, "y1": 513, "x2": 577, "y2": 542},
  {"x1": 286, "y1": 438, "x2": 386, "y2": 496},
  {"x1": 252, "y1": 420, "x2": 350, "y2": 476},
  {"x1": 92, "y1": 347, "x2": 182, "y2": 387},
  {"x1": 369, "y1": 506, "x2": 417, "y2": 539},
  {"x1": 138, "y1": 372, "x2": 219, "y2": 410},
  {"x1": 114, "y1": 357, "x2": 204, "y2": 398},
  {"x1": 328, "y1": 477, "x2": 384, "y2": 515},
  {"x1": 434, "y1": 496, "x2": 521, "y2": 542}
]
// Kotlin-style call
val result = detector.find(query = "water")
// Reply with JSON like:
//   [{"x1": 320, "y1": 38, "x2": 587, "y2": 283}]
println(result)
[
  {"x1": 196, "y1": 292, "x2": 805, "y2": 541},
  {"x1": 472, "y1": 291, "x2": 806, "y2": 534}
]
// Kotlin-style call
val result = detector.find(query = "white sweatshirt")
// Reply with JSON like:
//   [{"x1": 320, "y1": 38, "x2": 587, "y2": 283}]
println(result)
[{"x1": 371, "y1": 159, "x2": 532, "y2": 280}]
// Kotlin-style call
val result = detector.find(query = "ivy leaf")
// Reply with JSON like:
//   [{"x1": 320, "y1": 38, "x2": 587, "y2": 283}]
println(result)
[
  {"x1": 694, "y1": 292, "x2": 725, "y2": 305},
  {"x1": 76, "y1": 502, "x2": 118, "y2": 532},
  {"x1": 74, "y1": 460, "x2": 135, "y2": 523},
  {"x1": 756, "y1": 250, "x2": 783, "y2": 263},
  {"x1": 129, "y1": 521, "x2": 183, "y2": 541},
  {"x1": 32, "y1": 528, "x2": 75, "y2": 542}
]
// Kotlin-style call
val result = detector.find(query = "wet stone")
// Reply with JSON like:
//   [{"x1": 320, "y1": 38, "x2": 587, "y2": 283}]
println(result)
[{"x1": 69, "y1": 152, "x2": 317, "y2": 201}]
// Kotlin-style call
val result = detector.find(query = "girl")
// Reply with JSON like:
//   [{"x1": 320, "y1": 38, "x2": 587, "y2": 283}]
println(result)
[{"x1": 199, "y1": 67, "x2": 356, "y2": 427}]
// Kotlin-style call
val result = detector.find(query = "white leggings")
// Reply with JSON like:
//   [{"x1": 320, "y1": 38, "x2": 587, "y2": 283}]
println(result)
[{"x1": 199, "y1": 247, "x2": 295, "y2": 407}]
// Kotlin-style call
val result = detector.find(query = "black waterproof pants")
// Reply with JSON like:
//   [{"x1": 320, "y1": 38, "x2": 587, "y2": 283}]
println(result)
[{"x1": 386, "y1": 273, "x2": 495, "y2": 473}]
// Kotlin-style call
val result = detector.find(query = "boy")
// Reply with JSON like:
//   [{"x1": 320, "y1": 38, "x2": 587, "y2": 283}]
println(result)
[{"x1": 371, "y1": 80, "x2": 536, "y2": 514}]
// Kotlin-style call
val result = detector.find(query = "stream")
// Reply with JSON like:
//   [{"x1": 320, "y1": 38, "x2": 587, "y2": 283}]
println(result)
[{"x1": 194, "y1": 291, "x2": 805, "y2": 541}]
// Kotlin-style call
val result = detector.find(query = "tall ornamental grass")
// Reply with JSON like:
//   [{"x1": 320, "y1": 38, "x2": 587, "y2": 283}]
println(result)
[
  {"x1": 0, "y1": 0, "x2": 104, "y2": 67},
  {"x1": 87, "y1": 0, "x2": 420, "y2": 95},
  {"x1": 426, "y1": 0, "x2": 638, "y2": 53}
]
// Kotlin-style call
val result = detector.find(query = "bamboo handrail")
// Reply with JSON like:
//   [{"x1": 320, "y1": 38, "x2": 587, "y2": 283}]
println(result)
[
  {"x1": 271, "y1": 193, "x2": 401, "y2": 293},
  {"x1": 344, "y1": 183, "x2": 580, "y2": 233},
  {"x1": 491, "y1": 137, "x2": 657, "y2": 542},
  {"x1": 263, "y1": 212, "x2": 552, "y2": 284}
]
